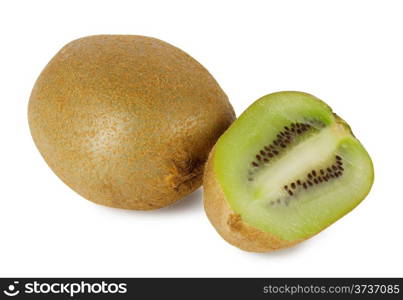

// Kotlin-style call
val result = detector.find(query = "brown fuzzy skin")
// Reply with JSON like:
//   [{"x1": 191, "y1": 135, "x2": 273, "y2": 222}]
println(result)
[
  {"x1": 203, "y1": 148, "x2": 301, "y2": 252},
  {"x1": 28, "y1": 35, "x2": 235, "y2": 210}
]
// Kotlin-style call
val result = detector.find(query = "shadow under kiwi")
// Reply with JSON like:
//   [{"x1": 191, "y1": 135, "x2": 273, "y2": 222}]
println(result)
[
  {"x1": 91, "y1": 187, "x2": 203, "y2": 216},
  {"x1": 246, "y1": 239, "x2": 311, "y2": 257},
  {"x1": 160, "y1": 188, "x2": 203, "y2": 213}
]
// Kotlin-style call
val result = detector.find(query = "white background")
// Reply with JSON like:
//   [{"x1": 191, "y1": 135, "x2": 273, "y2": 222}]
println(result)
[{"x1": 1, "y1": 0, "x2": 402, "y2": 277}]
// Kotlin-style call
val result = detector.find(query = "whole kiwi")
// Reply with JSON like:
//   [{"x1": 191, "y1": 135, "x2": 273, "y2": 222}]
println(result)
[{"x1": 28, "y1": 35, "x2": 235, "y2": 210}]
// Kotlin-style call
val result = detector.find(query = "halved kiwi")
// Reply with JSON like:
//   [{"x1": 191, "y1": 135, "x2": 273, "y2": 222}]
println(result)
[{"x1": 203, "y1": 91, "x2": 374, "y2": 252}]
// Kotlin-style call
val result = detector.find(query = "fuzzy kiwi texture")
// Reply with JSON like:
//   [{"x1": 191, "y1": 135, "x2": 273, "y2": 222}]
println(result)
[
  {"x1": 203, "y1": 91, "x2": 374, "y2": 252},
  {"x1": 28, "y1": 35, "x2": 235, "y2": 210}
]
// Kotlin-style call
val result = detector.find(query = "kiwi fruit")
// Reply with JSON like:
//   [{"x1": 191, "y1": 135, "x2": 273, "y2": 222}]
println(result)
[
  {"x1": 203, "y1": 91, "x2": 374, "y2": 252},
  {"x1": 28, "y1": 35, "x2": 235, "y2": 210}
]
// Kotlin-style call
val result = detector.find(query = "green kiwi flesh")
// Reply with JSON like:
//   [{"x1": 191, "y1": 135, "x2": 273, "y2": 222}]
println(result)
[{"x1": 213, "y1": 91, "x2": 374, "y2": 242}]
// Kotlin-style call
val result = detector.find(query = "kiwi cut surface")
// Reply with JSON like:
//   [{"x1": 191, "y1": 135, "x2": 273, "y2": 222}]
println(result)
[
  {"x1": 204, "y1": 91, "x2": 374, "y2": 252},
  {"x1": 28, "y1": 35, "x2": 235, "y2": 210}
]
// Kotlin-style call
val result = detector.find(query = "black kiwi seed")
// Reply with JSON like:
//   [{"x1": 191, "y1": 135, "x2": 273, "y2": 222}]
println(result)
[
  {"x1": 332, "y1": 165, "x2": 337, "y2": 171},
  {"x1": 249, "y1": 121, "x2": 324, "y2": 185},
  {"x1": 284, "y1": 185, "x2": 288, "y2": 190},
  {"x1": 318, "y1": 177, "x2": 323, "y2": 182},
  {"x1": 339, "y1": 166, "x2": 344, "y2": 171},
  {"x1": 288, "y1": 190, "x2": 293, "y2": 196},
  {"x1": 327, "y1": 167, "x2": 332, "y2": 173},
  {"x1": 314, "y1": 178, "x2": 318, "y2": 184},
  {"x1": 323, "y1": 176, "x2": 328, "y2": 181},
  {"x1": 336, "y1": 155, "x2": 342, "y2": 160},
  {"x1": 337, "y1": 160, "x2": 343, "y2": 165}
]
